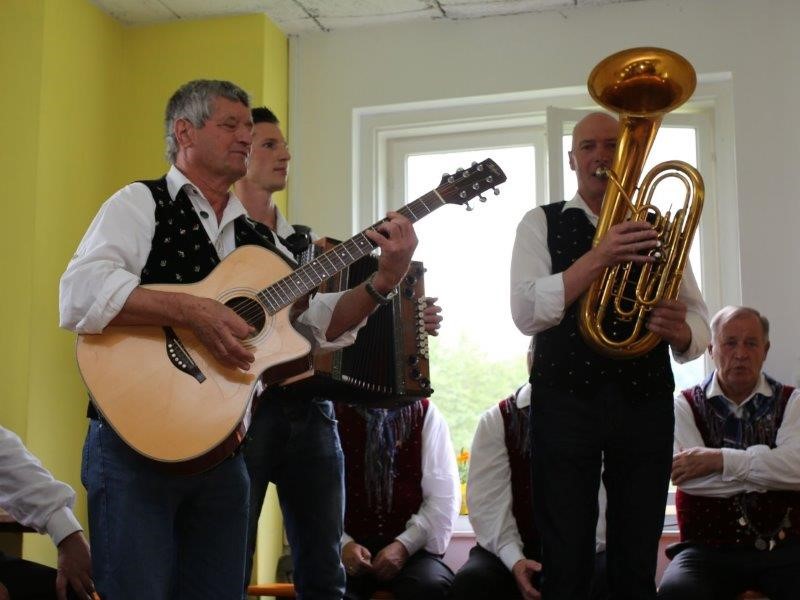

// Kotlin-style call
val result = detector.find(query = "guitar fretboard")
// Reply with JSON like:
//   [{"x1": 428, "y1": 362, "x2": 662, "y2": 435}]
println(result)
[{"x1": 256, "y1": 190, "x2": 444, "y2": 315}]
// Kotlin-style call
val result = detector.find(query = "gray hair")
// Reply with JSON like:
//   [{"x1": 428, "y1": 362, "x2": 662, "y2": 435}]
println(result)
[
  {"x1": 710, "y1": 305, "x2": 770, "y2": 342},
  {"x1": 164, "y1": 80, "x2": 250, "y2": 164}
]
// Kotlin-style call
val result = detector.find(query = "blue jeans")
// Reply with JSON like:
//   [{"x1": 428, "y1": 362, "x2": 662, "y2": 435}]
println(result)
[
  {"x1": 243, "y1": 394, "x2": 345, "y2": 599},
  {"x1": 81, "y1": 418, "x2": 250, "y2": 600}
]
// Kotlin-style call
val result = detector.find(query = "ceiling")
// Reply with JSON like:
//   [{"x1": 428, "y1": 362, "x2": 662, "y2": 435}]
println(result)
[{"x1": 89, "y1": 0, "x2": 642, "y2": 34}]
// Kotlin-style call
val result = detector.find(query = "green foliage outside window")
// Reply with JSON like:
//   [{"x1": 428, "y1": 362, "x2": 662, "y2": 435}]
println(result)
[{"x1": 428, "y1": 334, "x2": 528, "y2": 454}]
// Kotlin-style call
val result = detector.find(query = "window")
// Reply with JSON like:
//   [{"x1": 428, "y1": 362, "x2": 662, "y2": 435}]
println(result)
[
  {"x1": 406, "y1": 146, "x2": 537, "y2": 451},
  {"x1": 355, "y1": 80, "x2": 735, "y2": 471}
]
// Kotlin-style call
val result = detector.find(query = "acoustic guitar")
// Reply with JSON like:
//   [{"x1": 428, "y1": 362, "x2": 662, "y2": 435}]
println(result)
[{"x1": 76, "y1": 159, "x2": 506, "y2": 473}]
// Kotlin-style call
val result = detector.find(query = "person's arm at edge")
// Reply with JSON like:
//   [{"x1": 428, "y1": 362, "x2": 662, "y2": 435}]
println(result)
[
  {"x1": 467, "y1": 404, "x2": 526, "y2": 571},
  {"x1": 395, "y1": 402, "x2": 460, "y2": 556}
]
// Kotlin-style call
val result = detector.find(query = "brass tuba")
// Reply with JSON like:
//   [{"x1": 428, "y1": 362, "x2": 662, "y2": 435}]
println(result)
[{"x1": 577, "y1": 47, "x2": 705, "y2": 358}]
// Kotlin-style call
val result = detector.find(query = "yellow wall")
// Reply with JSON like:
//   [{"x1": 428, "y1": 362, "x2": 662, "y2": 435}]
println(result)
[
  {"x1": 0, "y1": 0, "x2": 288, "y2": 574},
  {"x1": 0, "y1": 0, "x2": 45, "y2": 444}
]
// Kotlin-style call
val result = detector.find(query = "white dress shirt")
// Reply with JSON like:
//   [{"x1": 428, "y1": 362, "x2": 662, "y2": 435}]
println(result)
[
  {"x1": 467, "y1": 384, "x2": 607, "y2": 571},
  {"x1": 509, "y1": 193, "x2": 710, "y2": 362},
  {"x1": 0, "y1": 426, "x2": 83, "y2": 546},
  {"x1": 59, "y1": 165, "x2": 363, "y2": 351},
  {"x1": 342, "y1": 401, "x2": 461, "y2": 556},
  {"x1": 674, "y1": 372, "x2": 800, "y2": 498}
]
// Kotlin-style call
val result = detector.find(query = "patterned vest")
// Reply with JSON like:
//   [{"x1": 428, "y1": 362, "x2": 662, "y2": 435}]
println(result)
[
  {"x1": 531, "y1": 202, "x2": 673, "y2": 399},
  {"x1": 676, "y1": 376, "x2": 800, "y2": 548},
  {"x1": 498, "y1": 394, "x2": 541, "y2": 559},
  {"x1": 138, "y1": 176, "x2": 294, "y2": 286},
  {"x1": 336, "y1": 401, "x2": 428, "y2": 553}
]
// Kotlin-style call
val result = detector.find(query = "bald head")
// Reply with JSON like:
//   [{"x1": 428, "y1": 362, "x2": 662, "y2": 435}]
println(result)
[
  {"x1": 568, "y1": 112, "x2": 619, "y2": 209},
  {"x1": 571, "y1": 113, "x2": 619, "y2": 151}
]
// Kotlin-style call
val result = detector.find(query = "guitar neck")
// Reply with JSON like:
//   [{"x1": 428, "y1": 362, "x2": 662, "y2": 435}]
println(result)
[{"x1": 256, "y1": 190, "x2": 445, "y2": 314}]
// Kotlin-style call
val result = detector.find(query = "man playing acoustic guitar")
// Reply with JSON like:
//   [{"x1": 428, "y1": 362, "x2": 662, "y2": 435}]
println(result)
[{"x1": 59, "y1": 80, "x2": 417, "y2": 600}]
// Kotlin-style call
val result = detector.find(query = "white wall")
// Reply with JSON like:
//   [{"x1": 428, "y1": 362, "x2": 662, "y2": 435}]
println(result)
[{"x1": 287, "y1": 0, "x2": 800, "y2": 384}]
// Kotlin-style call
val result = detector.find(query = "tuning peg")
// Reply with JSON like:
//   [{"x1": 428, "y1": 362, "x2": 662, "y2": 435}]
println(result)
[
  {"x1": 447, "y1": 175, "x2": 455, "y2": 183},
  {"x1": 459, "y1": 190, "x2": 468, "y2": 199},
  {"x1": 493, "y1": 188, "x2": 500, "y2": 196},
  {"x1": 465, "y1": 202, "x2": 474, "y2": 211},
  {"x1": 456, "y1": 167, "x2": 464, "y2": 173},
  {"x1": 472, "y1": 182, "x2": 480, "y2": 190},
  {"x1": 486, "y1": 175, "x2": 494, "y2": 183},
  {"x1": 471, "y1": 161, "x2": 477, "y2": 166},
  {"x1": 476, "y1": 163, "x2": 484, "y2": 171},
  {"x1": 479, "y1": 195, "x2": 487, "y2": 202}
]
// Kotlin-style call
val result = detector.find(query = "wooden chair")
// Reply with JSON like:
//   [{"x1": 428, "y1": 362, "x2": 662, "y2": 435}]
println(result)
[
  {"x1": 247, "y1": 583, "x2": 296, "y2": 598},
  {"x1": 247, "y1": 583, "x2": 394, "y2": 599}
]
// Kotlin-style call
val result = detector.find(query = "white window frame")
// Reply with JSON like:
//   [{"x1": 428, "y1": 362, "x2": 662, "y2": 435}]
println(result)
[{"x1": 351, "y1": 74, "x2": 740, "y2": 312}]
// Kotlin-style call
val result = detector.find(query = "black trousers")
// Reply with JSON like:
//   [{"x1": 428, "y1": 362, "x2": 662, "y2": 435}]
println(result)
[
  {"x1": 658, "y1": 541, "x2": 800, "y2": 600},
  {"x1": 0, "y1": 551, "x2": 80, "y2": 600},
  {"x1": 450, "y1": 545, "x2": 609, "y2": 600},
  {"x1": 343, "y1": 550, "x2": 453, "y2": 600},
  {"x1": 530, "y1": 382, "x2": 674, "y2": 600}
]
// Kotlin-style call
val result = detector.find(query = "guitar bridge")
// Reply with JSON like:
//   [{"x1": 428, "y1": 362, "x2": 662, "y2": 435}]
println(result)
[{"x1": 163, "y1": 327, "x2": 206, "y2": 383}]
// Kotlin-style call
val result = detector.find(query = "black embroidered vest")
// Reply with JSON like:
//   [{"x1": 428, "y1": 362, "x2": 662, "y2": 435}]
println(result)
[
  {"x1": 531, "y1": 202, "x2": 673, "y2": 399},
  {"x1": 138, "y1": 177, "x2": 294, "y2": 286}
]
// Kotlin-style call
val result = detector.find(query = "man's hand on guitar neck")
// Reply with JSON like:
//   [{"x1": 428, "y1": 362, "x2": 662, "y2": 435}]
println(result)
[
  {"x1": 326, "y1": 212, "x2": 418, "y2": 341},
  {"x1": 110, "y1": 288, "x2": 256, "y2": 371},
  {"x1": 366, "y1": 211, "x2": 418, "y2": 294}
]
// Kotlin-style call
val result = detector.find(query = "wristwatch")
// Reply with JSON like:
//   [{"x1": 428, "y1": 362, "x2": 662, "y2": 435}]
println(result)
[{"x1": 364, "y1": 272, "x2": 398, "y2": 305}]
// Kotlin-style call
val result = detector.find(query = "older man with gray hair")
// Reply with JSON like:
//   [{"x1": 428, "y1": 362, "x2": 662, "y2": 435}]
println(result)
[
  {"x1": 59, "y1": 80, "x2": 417, "y2": 599},
  {"x1": 659, "y1": 306, "x2": 800, "y2": 600}
]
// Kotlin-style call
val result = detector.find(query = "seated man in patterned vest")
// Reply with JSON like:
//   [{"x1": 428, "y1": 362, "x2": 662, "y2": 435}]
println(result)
[
  {"x1": 451, "y1": 344, "x2": 609, "y2": 600},
  {"x1": 658, "y1": 306, "x2": 800, "y2": 600},
  {"x1": 336, "y1": 396, "x2": 460, "y2": 600}
]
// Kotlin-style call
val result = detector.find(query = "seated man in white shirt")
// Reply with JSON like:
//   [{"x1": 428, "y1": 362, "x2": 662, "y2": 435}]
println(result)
[
  {"x1": 451, "y1": 344, "x2": 608, "y2": 600},
  {"x1": 336, "y1": 397, "x2": 460, "y2": 600},
  {"x1": 0, "y1": 425, "x2": 92, "y2": 600},
  {"x1": 658, "y1": 306, "x2": 800, "y2": 600}
]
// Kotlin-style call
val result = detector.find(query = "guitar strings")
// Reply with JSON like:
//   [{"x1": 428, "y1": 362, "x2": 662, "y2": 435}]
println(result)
[{"x1": 218, "y1": 174, "x2": 492, "y2": 329}]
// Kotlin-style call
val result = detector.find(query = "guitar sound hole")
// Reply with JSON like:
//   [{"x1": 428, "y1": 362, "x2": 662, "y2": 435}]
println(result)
[{"x1": 225, "y1": 296, "x2": 267, "y2": 340}]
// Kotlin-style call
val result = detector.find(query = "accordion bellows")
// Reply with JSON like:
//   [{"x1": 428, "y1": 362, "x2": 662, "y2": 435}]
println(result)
[{"x1": 289, "y1": 237, "x2": 432, "y2": 407}]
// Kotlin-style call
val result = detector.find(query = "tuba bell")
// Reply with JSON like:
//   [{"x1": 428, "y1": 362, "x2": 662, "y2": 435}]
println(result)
[{"x1": 577, "y1": 47, "x2": 705, "y2": 359}]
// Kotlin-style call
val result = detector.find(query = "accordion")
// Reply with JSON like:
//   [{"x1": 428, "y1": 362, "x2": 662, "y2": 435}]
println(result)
[{"x1": 290, "y1": 238, "x2": 432, "y2": 407}]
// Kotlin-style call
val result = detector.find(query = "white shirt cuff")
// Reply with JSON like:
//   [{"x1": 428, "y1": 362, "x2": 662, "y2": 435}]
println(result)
[
  {"x1": 395, "y1": 524, "x2": 426, "y2": 556},
  {"x1": 46, "y1": 507, "x2": 83, "y2": 546},
  {"x1": 721, "y1": 447, "x2": 750, "y2": 481},
  {"x1": 498, "y1": 542, "x2": 525, "y2": 572}
]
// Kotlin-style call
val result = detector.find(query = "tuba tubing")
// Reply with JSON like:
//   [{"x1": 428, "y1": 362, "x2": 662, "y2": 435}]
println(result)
[{"x1": 577, "y1": 47, "x2": 705, "y2": 359}]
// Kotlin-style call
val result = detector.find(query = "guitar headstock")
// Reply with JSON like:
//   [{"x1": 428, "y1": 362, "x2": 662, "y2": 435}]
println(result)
[{"x1": 437, "y1": 158, "x2": 507, "y2": 208}]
